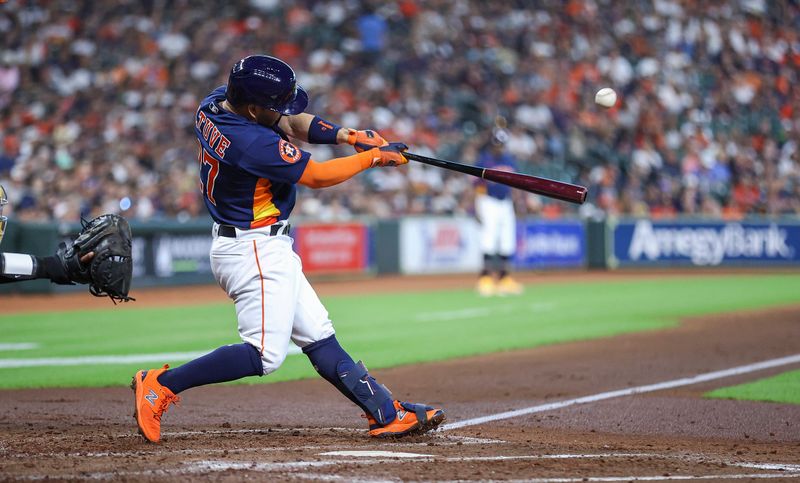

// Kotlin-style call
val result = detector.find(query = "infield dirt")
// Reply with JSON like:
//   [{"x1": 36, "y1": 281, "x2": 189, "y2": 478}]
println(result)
[{"x1": 1, "y1": 271, "x2": 799, "y2": 481}]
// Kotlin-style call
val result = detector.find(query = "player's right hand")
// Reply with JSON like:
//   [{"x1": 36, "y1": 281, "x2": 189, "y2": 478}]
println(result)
[
  {"x1": 369, "y1": 142, "x2": 408, "y2": 168},
  {"x1": 348, "y1": 129, "x2": 388, "y2": 152}
]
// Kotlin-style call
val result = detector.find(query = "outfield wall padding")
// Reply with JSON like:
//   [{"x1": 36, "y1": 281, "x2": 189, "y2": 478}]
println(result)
[{"x1": 3, "y1": 216, "x2": 800, "y2": 294}]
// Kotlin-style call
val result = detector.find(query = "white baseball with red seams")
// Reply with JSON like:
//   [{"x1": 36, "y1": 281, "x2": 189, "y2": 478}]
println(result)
[
  {"x1": 595, "y1": 87, "x2": 617, "y2": 108},
  {"x1": 210, "y1": 222, "x2": 334, "y2": 374}
]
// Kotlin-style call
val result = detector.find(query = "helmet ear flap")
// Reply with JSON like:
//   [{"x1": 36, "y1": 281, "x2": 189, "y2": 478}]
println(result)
[{"x1": 280, "y1": 85, "x2": 308, "y2": 115}]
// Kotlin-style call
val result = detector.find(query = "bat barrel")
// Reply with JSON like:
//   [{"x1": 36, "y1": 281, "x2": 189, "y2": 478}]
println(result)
[
  {"x1": 405, "y1": 151, "x2": 588, "y2": 205},
  {"x1": 483, "y1": 169, "x2": 587, "y2": 204}
]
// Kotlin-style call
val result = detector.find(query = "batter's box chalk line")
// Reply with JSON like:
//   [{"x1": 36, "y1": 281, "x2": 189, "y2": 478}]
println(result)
[
  {"x1": 9, "y1": 450, "x2": 800, "y2": 480},
  {"x1": 440, "y1": 353, "x2": 800, "y2": 431},
  {"x1": 175, "y1": 453, "x2": 800, "y2": 482}
]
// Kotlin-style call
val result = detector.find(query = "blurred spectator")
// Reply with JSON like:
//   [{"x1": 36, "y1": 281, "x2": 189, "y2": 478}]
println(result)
[
  {"x1": 357, "y1": 5, "x2": 388, "y2": 55},
  {"x1": 0, "y1": 0, "x2": 797, "y2": 223}
]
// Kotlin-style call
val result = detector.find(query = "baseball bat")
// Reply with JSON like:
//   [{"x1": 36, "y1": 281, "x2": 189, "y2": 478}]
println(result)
[{"x1": 403, "y1": 152, "x2": 588, "y2": 204}]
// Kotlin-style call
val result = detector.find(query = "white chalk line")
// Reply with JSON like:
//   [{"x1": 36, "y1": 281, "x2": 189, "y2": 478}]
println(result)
[
  {"x1": 291, "y1": 474, "x2": 389, "y2": 483},
  {"x1": 735, "y1": 462, "x2": 800, "y2": 472},
  {"x1": 321, "y1": 450, "x2": 431, "y2": 458},
  {"x1": 131, "y1": 453, "x2": 800, "y2": 482},
  {"x1": 445, "y1": 475, "x2": 799, "y2": 482},
  {"x1": 7, "y1": 445, "x2": 800, "y2": 480},
  {"x1": 0, "y1": 342, "x2": 39, "y2": 351},
  {"x1": 441, "y1": 352, "x2": 800, "y2": 430},
  {"x1": 0, "y1": 431, "x2": 502, "y2": 459},
  {"x1": 15, "y1": 453, "x2": 798, "y2": 481},
  {"x1": 0, "y1": 345, "x2": 302, "y2": 369},
  {"x1": 415, "y1": 303, "x2": 554, "y2": 322},
  {"x1": 560, "y1": 476, "x2": 798, "y2": 482}
]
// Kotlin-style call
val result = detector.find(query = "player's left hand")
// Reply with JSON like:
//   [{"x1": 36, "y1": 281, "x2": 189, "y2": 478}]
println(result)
[
  {"x1": 369, "y1": 142, "x2": 409, "y2": 168},
  {"x1": 347, "y1": 129, "x2": 387, "y2": 153}
]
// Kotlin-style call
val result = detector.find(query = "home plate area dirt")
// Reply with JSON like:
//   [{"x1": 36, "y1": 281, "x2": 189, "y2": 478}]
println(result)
[{"x1": 1, "y1": 277, "x2": 800, "y2": 481}]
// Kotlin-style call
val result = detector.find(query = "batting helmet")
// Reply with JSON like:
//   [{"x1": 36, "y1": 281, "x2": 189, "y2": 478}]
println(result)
[
  {"x1": 226, "y1": 55, "x2": 309, "y2": 115},
  {"x1": 0, "y1": 184, "x2": 7, "y2": 247}
]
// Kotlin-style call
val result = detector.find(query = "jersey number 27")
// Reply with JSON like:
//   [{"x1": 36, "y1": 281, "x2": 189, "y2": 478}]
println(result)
[{"x1": 198, "y1": 147, "x2": 220, "y2": 206}]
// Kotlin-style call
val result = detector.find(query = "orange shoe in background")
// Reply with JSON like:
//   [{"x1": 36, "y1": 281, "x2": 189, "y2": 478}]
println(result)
[
  {"x1": 497, "y1": 276, "x2": 523, "y2": 295},
  {"x1": 366, "y1": 400, "x2": 445, "y2": 438},
  {"x1": 476, "y1": 275, "x2": 496, "y2": 297},
  {"x1": 131, "y1": 364, "x2": 180, "y2": 443}
]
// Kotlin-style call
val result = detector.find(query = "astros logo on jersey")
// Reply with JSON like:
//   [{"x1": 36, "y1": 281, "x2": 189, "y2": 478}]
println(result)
[{"x1": 279, "y1": 139, "x2": 302, "y2": 163}]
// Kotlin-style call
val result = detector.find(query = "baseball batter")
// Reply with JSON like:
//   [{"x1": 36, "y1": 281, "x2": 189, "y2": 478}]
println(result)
[
  {"x1": 474, "y1": 134, "x2": 524, "y2": 296},
  {"x1": 131, "y1": 55, "x2": 445, "y2": 443}
]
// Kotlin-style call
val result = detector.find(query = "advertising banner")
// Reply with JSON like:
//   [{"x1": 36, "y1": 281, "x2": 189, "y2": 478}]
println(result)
[
  {"x1": 294, "y1": 223, "x2": 370, "y2": 274},
  {"x1": 399, "y1": 217, "x2": 482, "y2": 274},
  {"x1": 153, "y1": 234, "x2": 213, "y2": 277},
  {"x1": 611, "y1": 219, "x2": 800, "y2": 267},
  {"x1": 131, "y1": 236, "x2": 147, "y2": 278},
  {"x1": 514, "y1": 220, "x2": 586, "y2": 269}
]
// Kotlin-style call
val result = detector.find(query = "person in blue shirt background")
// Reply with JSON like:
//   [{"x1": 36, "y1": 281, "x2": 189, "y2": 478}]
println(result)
[{"x1": 474, "y1": 129, "x2": 524, "y2": 296}]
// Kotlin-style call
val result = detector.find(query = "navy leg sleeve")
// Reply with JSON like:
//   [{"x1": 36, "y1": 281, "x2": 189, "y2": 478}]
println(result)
[
  {"x1": 303, "y1": 335, "x2": 396, "y2": 423},
  {"x1": 157, "y1": 343, "x2": 263, "y2": 394}
]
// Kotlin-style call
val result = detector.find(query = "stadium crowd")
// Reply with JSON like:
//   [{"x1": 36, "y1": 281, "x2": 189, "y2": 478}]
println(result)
[{"x1": 0, "y1": 0, "x2": 798, "y2": 223}]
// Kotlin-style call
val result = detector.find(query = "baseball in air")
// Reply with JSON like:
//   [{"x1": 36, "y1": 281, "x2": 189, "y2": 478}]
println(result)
[{"x1": 594, "y1": 87, "x2": 617, "y2": 108}]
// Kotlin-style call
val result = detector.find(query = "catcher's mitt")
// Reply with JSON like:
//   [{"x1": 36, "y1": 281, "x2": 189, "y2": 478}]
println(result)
[{"x1": 57, "y1": 214, "x2": 135, "y2": 303}]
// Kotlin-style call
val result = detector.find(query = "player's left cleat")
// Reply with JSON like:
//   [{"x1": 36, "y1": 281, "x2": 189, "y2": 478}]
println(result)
[
  {"x1": 476, "y1": 275, "x2": 496, "y2": 297},
  {"x1": 366, "y1": 400, "x2": 445, "y2": 438},
  {"x1": 131, "y1": 364, "x2": 180, "y2": 443},
  {"x1": 497, "y1": 276, "x2": 523, "y2": 296}
]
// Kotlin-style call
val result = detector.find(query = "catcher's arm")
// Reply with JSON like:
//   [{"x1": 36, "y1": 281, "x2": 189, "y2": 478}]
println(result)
[{"x1": 0, "y1": 251, "x2": 93, "y2": 284}]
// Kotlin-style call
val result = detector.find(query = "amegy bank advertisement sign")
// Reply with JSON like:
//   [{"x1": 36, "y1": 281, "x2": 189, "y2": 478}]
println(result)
[
  {"x1": 400, "y1": 217, "x2": 482, "y2": 274},
  {"x1": 612, "y1": 219, "x2": 800, "y2": 267}
]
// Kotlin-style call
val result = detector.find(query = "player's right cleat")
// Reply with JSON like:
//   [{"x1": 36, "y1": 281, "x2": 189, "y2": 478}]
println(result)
[
  {"x1": 131, "y1": 364, "x2": 180, "y2": 443},
  {"x1": 497, "y1": 276, "x2": 523, "y2": 295},
  {"x1": 476, "y1": 275, "x2": 496, "y2": 297},
  {"x1": 366, "y1": 400, "x2": 445, "y2": 438}
]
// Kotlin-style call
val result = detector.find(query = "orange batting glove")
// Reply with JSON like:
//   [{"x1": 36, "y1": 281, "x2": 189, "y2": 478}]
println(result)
[
  {"x1": 368, "y1": 142, "x2": 408, "y2": 168},
  {"x1": 347, "y1": 129, "x2": 388, "y2": 152}
]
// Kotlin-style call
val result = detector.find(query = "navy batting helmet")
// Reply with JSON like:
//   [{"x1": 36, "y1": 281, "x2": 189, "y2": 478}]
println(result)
[{"x1": 226, "y1": 55, "x2": 309, "y2": 115}]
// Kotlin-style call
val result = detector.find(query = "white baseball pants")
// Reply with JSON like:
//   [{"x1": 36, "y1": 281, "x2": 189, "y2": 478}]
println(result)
[
  {"x1": 475, "y1": 194, "x2": 517, "y2": 256},
  {"x1": 210, "y1": 223, "x2": 334, "y2": 375}
]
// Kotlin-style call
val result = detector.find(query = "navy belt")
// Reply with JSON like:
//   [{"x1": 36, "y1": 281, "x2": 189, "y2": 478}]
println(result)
[{"x1": 218, "y1": 223, "x2": 290, "y2": 238}]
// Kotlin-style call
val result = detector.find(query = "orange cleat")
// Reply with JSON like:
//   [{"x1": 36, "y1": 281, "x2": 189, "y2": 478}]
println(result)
[
  {"x1": 366, "y1": 400, "x2": 445, "y2": 438},
  {"x1": 130, "y1": 364, "x2": 180, "y2": 443},
  {"x1": 476, "y1": 275, "x2": 496, "y2": 297},
  {"x1": 497, "y1": 276, "x2": 523, "y2": 296}
]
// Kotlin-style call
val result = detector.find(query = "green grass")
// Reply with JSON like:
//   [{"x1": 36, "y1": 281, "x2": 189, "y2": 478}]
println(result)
[
  {"x1": 0, "y1": 273, "x2": 798, "y2": 388},
  {"x1": 705, "y1": 369, "x2": 800, "y2": 405}
]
